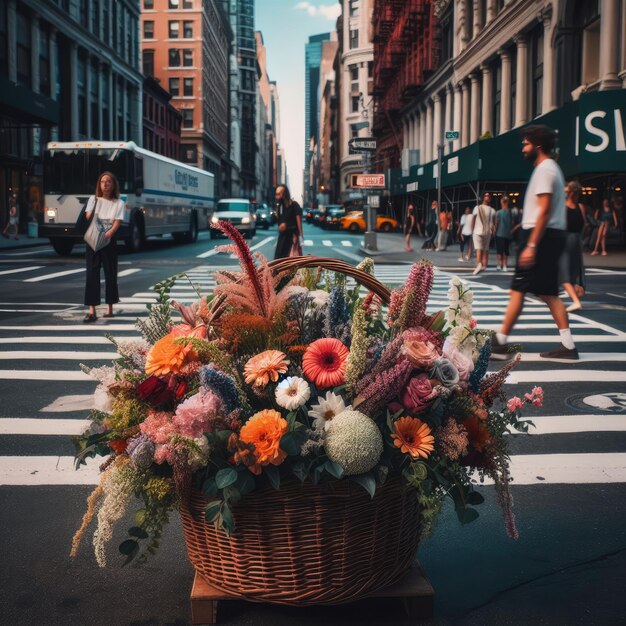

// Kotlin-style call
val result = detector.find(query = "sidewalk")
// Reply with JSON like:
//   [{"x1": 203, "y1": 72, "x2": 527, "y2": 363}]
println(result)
[
  {"x1": 358, "y1": 231, "x2": 626, "y2": 269},
  {"x1": 0, "y1": 232, "x2": 49, "y2": 251}
]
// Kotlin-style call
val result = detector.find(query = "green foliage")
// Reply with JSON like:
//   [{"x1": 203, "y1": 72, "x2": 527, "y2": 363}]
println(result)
[{"x1": 136, "y1": 275, "x2": 182, "y2": 344}]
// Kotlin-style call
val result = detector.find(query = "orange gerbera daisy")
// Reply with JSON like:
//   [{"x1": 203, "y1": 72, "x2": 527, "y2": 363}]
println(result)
[
  {"x1": 301, "y1": 338, "x2": 349, "y2": 389},
  {"x1": 392, "y1": 416, "x2": 435, "y2": 460},
  {"x1": 239, "y1": 409, "x2": 288, "y2": 473},
  {"x1": 145, "y1": 333, "x2": 196, "y2": 377},
  {"x1": 243, "y1": 350, "x2": 290, "y2": 388}
]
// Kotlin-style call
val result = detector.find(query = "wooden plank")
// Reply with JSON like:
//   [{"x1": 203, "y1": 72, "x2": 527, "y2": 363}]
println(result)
[{"x1": 190, "y1": 563, "x2": 434, "y2": 624}]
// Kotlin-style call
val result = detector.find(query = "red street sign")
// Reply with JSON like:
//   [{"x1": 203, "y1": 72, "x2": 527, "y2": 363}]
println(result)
[{"x1": 350, "y1": 173, "x2": 385, "y2": 188}]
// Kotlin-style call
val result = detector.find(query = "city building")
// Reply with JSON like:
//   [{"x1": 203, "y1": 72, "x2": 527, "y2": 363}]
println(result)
[
  {"x1": 373, "y1": 0, "x2": 626, "y2": 234},
  {"x1": 142, "y1": 75, "x2": 182, "y2": 160},
  {"x1": 304, "y1": 32, "x2": 332, "y2": 207},
  {"x1": 141, "y1": 0, "x2": 232, "y2": 197},
  {"x1": 270, "y1": 81, "x2": 288, "y2": 186},
  {"x1": 0, "y1": 0, "x2": 143, "y2": 233},
  {"x1": 337, "y1": 0, "x2": 375, "y2": 204},
  {"x1": 255, "y1": 31, "x2": 274, "y2": 204}
]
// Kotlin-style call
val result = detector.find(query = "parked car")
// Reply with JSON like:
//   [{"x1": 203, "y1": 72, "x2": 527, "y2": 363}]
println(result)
[
  {"x1": 256, "y1": 203, "x2": 276, "y2": 229},
  {"x1": 305, "y1": 208, "x2": 318, "y2": 223},
  {"x1": 340, "y1": 211, "x2": 399, "y2": 233},
  {"x1": 322, "y1": 206, "x2": 346, "y2": 229},
  {"x1": 211, "y1": 198, "x2": 256, "y2": 239},
  {"x1": 312, "y1": 208, "x2": 325, "y2": 226}
]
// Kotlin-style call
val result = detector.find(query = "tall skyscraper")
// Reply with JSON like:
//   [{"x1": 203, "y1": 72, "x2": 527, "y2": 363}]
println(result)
[{"x1": 304, "y1": 32, "x2": 332, "y2": 208}]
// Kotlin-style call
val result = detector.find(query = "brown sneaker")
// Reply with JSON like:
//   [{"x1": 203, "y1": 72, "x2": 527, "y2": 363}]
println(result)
[
  {"x1": 539, "y1": 344, "x2": 579, "y2": 361},
  {"x1": 490, "y1": 333, "x2": 518, "y2": 361}
]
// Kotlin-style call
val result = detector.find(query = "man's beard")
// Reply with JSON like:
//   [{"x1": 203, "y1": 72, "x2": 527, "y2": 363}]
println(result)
[{"x1": 523, "y1": 146, "x2": 539, "y2": 162}]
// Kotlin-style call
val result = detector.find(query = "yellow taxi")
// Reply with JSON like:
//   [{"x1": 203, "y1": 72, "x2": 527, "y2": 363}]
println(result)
[{"x1": 340, "y1": 210, "x2": 399, "y2": 233}]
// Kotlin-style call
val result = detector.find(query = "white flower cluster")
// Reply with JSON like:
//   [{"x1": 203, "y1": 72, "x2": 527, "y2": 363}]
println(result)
[{"x1": 445, "y1": 278, "x2": 477, "y2": 357}]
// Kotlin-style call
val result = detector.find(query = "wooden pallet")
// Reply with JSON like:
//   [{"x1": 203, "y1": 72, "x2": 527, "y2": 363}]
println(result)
[{"x1": 190, "y1": 563, "x2": 435, "y2": 624}]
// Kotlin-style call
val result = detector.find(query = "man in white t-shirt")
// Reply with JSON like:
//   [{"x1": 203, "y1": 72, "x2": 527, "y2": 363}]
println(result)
[
  {"x1": 491, "y1": 125, "x2": 578, "y2": 361},
  {"x1": 471, "y1": 192, "x2": 496, "y2": 274}
]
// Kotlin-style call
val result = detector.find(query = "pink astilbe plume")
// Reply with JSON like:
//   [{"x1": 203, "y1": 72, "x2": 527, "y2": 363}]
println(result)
[
  {"x1": 212, "y1": 220, "x2": 267, "y2": 317},
  {"x1": 353, "y1": 358, "x2": 413, "y2": 417},
  {"x1": 387, "y1": 260, "x2": 434, "y2": 330},
  {"x1": 479, "y1": 354, "x2": 521, "y2": 407}
]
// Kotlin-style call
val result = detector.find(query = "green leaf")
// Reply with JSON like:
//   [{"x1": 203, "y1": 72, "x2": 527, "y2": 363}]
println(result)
[
  {"x1": 134, "y1": 509, "x2": 147, "y2": 527},
  {"x1": 215, "y1": 467, "x2": 238, "y2": 489},
  {"x1": 204, "y1": 500, "x2": 222, "y2": 523},
  {"x1": 119, "y1": 539, "x2": 139, "y2": 556},
  {"x1": 456, "y1": 507, "x2": 479, "y2": 524},
  {"x1": 324, "y1": 460, "x2": 344, "y2": 479},
  {"x1": 128, "y1": 526, "x2": 149, "y2": 539},
  {"x1": 351, "y1": 473, "x2": 376, "y2": 499},
  {"x1": 202, "y1": 478, "x2": 218, "y2": 499},
  {"x1": 265, "y1": 465, "x2": 280, "y2": 490},
  {"x1": 279, "y1": 431, "x2": 300, "y2": 456},
  {"x1": 235, "y1": 471, "x2": 256, "y2": 495},
  {"x1": 285, "y1": 411, "x2": 297, "y2": 430},
  {"x1": 221, "y1": 503, "x2": 235, "y2": 533},
  {"x1": 223, "y1": 485, "x2": 242, "y2": 505}
]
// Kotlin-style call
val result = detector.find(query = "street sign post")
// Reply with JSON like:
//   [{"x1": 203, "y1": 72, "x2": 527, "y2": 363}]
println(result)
[
  {"x1": 348, "y1": 137, "x2": 377, "y2": 153},
  {"x1": 445, "y1": 130, "x2": 459, "y2": 140},
  {"x1": 350, "y1": 173, "x2": 385, "y2": 188}
]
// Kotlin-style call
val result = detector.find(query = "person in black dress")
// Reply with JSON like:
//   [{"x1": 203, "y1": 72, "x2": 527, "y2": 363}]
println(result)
[{"x1": 274, "y1": 184, "x2": 304, "y2": 259}]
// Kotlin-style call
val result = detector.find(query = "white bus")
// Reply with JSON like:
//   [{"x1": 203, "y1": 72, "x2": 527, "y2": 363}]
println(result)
[{"x1": 41, "y1": 141, "x2": 215, "y2": 255}]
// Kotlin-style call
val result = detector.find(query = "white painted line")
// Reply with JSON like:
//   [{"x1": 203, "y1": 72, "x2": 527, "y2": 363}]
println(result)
[
  {"x1": 520, "y1": 352, "x2": 626, "y2": 363},
  {"x1": 334, "y1": 248, "x2": 367, "y2": 263},
  {"x1": 496, "y1": 334, "x2": 626, "y2": 343},
  {"x1": 0, "y1": 324, "x2": 137, "y2": 332},
  {"x1": 527, "y1": 415, "x2": 626, "y2": 435},
  {"x1": 39, "y1": 394, "x2": 94, "y2": 412},
  {"x1": 0, "y1": 455, "x2": 103, "y2": 486},
  {"x1": 322, "y1": 240, "x2": 333, "y2": 246},
  {"x1": 0, "y1": 265, "x2": 44, "y2": 276},
  {"x1": 248, "y1": 236, "x2": 274, "y2": 251},
  {"x1": 196, "y1": 247, "x2": 221, "y2": 259},
  {"x1": 0, "y1": 418, "x2": 91, "y2": 435},
  {"x1": 0, "y1": 351, "x2": 118, "y2": 360},
  {"x1": 480, "y1": 322, "x2": 590, "y2": 330},
  {"x1": 341, "y1": 240, "x2": 353, "y2": 247},
  {"x1": 23, "y1": 268, "x2": 86, "y2": 282},
  {"x1": 0, "y1": 336, "x2": 113, "y2": 344},
  {"x1": 0, "y1": 247, "x2": 54, "y2": 256},
  {"x1": 505, "y1": 370, "x2": 626, "y2": 384},
  {"x1": 0, "y1": 308, "x2": 79, "y2": 313},
  {"x1": 304, "y1": 239, "x2": 313, "y2": 246},
  {"x1": 117, "y1": 268, "x2": 142, "y2": 277},
  {"x1": 0, "y1": 370, "x2": 91, "y2": 381},
  {"x1": 608, "y1": 292, "x2": 626, "y2": 299}
]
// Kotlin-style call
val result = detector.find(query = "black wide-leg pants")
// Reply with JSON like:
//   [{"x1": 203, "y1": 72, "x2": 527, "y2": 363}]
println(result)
[{"x1": 84, "y1": 241, "x2": 119, "y2": 305}]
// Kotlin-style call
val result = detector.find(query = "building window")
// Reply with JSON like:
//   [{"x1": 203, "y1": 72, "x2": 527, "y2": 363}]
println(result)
[
  {"x1": 39, "y1": 29, "x2": 51, "y2": 96},
  {"x1": 349, "y1": 29, "x2": 359, "y2": 50},
  {"x1": 581, "y1": 17, "x2": 600, "y2": 85},
  {"x1": 143, "y1": 20, "x2": 154, "y2": 39},
  {"x1": 367, "y1": 61, "x2": 373, "y2": 78},
  {"x1": 144, "y1": 0, "x2": 154, "y2": 8},
  {"x1": 169, "y1": 48, "x2": 181, "y2": 67},
  {"x1": 350, "y1": 124, "x2": 359, "y2": 138},
  {"x1": 182, "y1": 49, "x2": 193, "y2": 66},
  {"x1": 0, "y1": 4, "x2": 7, "y2": 78},
  {"x1": 169, "y1": 77, "x2": 180, "y2": 96},
  {"x1": 92, "y1": 0, "x2": 100, "y2": 36},
  {"x1": 531, "y1": 27, "x2": 544, "y2": 118},
  {"x1": 182, "y1": 109, "x2": 194, "y2": 128},
  {"x1": 183, "y1": 77, "x2": 193, "y2": 96},
  {"x1": 16, "y1": 10, "x2": 31, "y2": 86},
  {"x1": 142, "y1": 49, "x2": 154, "y2": 76},
  {"x1": 183, "y1": 21, "x2": 193, "y2": 38},
  {"x1": 183, "y1": 0, "x2": 193, "y2": 7},
  {"x1": 349, "y1": 64, "x2": 359, "y2": 93},
  {"x1": 169, "y1": 0, "x2": 179, "y2": 8},
  {"x1": 439, "y1": 11, "x2": 453, "y2": 63},
  {"x1": 349, "y1": 0, "x2": 359, "y2": 17},
  {"x1": 77, "y1": 54, "x2": 87, "y2": 135},
  {"x1": 351, "y1": 95, "x2": 360, "y2": 113},
  {"x1": 79, "y1": 0, "x2": 88, "y2": 27},
  {"x1": 169, "y1": 21, "x2": 179, "y2": 38},
  {"x1": 493, "y1": 61, "x2": 501, "y2": 136}
]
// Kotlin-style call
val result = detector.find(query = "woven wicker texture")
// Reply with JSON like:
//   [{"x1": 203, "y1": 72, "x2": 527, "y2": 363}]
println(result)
[
  {"x1": 180, "y1": 479, "x2": 421, "y2": 605},
  {"x1": 182, "y1": 256, "x2": 419, "y2": 604}
]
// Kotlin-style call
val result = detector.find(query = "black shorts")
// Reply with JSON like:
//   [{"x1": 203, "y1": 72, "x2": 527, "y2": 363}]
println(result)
[
  {"x1": 495, "y1": 236, "x2": 510, "y2": 255},
  {"x1": 511, "y1": 228, "x2": 566, "y2": 296}
]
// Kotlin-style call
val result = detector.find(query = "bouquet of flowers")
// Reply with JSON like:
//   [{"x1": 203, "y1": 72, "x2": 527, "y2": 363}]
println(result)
[{"x1": 71, "y1": 222, "x2": 539, "y2": 568}]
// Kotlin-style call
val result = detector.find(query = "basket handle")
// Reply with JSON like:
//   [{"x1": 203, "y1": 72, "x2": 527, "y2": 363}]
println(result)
[{"x1": 267, "y1": 256, "x2": 391, "y2": 304}]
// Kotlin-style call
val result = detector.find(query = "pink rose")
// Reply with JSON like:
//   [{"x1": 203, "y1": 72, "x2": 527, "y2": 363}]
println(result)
[
  {"x1": 443, "y1": 345, "x2": 475, "y2": 382},
  {"x1": 507, "y1": 396, "x2": 523, "y2": 413},
  {"x1": 402, "y1": 339, "x2": 439, "y2": 370},
  {"x1": 401, "y1": 374, "x2": 437, "y2": 414},
  {"x1": 525, "y1": 386, "x2": 544, "y2": 407}
]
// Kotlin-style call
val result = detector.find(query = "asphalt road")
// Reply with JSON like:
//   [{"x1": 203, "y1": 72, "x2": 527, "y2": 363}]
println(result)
[{"x1": 1, "y1": 224, "x2": 625, "y2": 625}]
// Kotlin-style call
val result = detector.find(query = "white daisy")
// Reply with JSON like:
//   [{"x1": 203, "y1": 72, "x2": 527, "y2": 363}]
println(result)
[
  {"x1": 275, "y1": 376, "x2": 311, "y2": 411},
  {"x1": 308, "y1": 391, "x2": 351, "y2": 431}
]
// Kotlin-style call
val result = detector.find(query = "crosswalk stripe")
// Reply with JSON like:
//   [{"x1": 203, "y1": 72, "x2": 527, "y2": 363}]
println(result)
[
  {"x1": 0, "y1": 336, "x2": 116, "y2": 344},
  {"x1": 304, "y1": 239, "x2": 313, "y2": 246},
  {"x1": 520, "y1": 352, "x2": 626, "y2": 363},
  {"x1": 0, "y1": 418, "x2": 90, "y2": 435},
  {"x1": 322, "y1": 240, "x2": 332, "y2": 246},
  {"x1": 0, "y1": 265, "x2": 44, "y2": 276},
  {"x1": 506, "y1": 369, "x2": 626, "y2": 383},
  {"x1": 527, "y1": 415, "x2": 626, "y2": 435},
  {"x1": 196, "y1": 247, "x2": 221, "y2": 259},
  {"x1": 23, "y1": 268, "x2": 86, "y2": 283},
  {"x1": 0, "y1": 370, "x2": 91, "y2": 381},
  {"x1": 0, "y1": 324, "x2": 137, "y2": 332},
  {"x1": 341, "y1": 240, "x2": 353, "y2": 247},
  {"x1": 0, "y1": 455, "x2": 102, "y2": 485},
  {"x1": 117, "y1": 268, "x2": 142, "y2": 277},
  {"x1": 0, "y1": 247, "x2": 54, "y2": 256},
  {"x1": 0, "y1": 351, "x2": 118, "y2": 360}
]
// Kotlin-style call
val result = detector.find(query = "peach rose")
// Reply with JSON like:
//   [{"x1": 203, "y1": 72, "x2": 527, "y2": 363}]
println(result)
[{"x1": 401, "y1": 339, "x2": 439, "y2": 370}]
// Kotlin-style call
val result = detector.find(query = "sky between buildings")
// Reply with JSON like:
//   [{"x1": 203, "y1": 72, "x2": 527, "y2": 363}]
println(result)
[{"x1": 256, "y1": 1, "x2": 341, "y2": 204}]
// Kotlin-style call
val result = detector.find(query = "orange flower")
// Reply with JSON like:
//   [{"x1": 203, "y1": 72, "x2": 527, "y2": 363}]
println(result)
[
  {"x1": 170, "y1": 323, "x2": 207, "y2": 340},
  {"x1": 301, "y1": 338, "x2": 349, "y2": 389},
  {"x1": 145, "y1": 333, "x2": 196, "y2": 377},
  {"x1": 243, "y1": 350, "x2": 289, "y2": 388},
  {"x1": 239, "y1": 409, "x2": 288, "y2": 472},
  {"x1": 392, "y1": 416, "x2": 435, "y2": 460}
]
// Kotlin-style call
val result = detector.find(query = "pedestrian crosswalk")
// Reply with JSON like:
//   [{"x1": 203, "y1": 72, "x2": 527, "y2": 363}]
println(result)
[{"x1": 0, "y1": 263, "x2": 624, "y2": 488}]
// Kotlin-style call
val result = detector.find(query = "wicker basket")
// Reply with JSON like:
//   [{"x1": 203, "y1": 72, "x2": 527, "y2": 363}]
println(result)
[{"x1": 180, "y1": 256, "x2": 421, "y2": 605}]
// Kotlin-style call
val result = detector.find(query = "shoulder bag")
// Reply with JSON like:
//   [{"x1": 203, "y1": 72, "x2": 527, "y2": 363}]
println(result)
[{"x1": 83, "y1": 199, "x2": 110, "y2": 252}]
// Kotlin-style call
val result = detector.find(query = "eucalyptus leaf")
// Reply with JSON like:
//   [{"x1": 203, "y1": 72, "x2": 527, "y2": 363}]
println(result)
[
  {"x1": 119, "y1": 539, "x2": 139, "y2": 556},
  {"x1": 215, "y1": 467, "x2": 238, "y2": 489},
  {"x1": 351, "y1": 473, "x2": 376, "y2": 499},
  {"x1": 202, "y1": 478, "x2": 218, "y2": 499},
  {"x1": 221, "y1": 503, "x2": 235, "y2": 533},
  {"x1": 265, "y1": 465, "x2": 280, "y2": 490},
  {"x1": 457, "y1": 506, "x2": 479, "y2": 524},
  {"x1": 324, "y1": 460, "x2": 344, "y2": 479},
  {"x1": 128, "y1": 526, "x2": 149, "y2": 539},
  {"x1": 467, "y1": 490, "x2": 485, "y2": 506},
  {"x1": 204, "y1": 500, "x2": 222, "y2": 523},
  {"x1": 235, "y1": 471, "x2": 255, "y2": 495}
]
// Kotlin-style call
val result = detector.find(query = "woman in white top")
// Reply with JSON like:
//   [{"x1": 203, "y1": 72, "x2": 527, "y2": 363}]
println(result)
[
  {"x1": 83, "y1": 171, "x2": 124, "y2": 323},
  {"x1": 457, "y1": 205, "x2": 473, "y2": 262},
  {"x1": 471, "y1": 192, "x2": 496, "y2": 274}
]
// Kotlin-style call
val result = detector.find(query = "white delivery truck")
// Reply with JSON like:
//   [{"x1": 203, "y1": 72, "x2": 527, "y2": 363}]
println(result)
[{"x1": 41, "y1": 141, "x2": 215, "y2": 255}]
